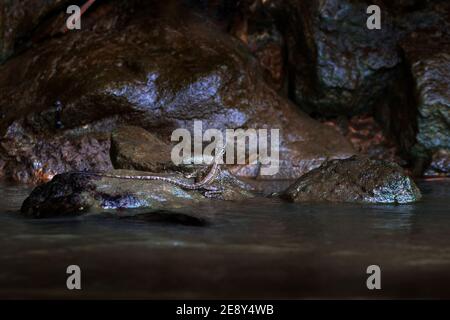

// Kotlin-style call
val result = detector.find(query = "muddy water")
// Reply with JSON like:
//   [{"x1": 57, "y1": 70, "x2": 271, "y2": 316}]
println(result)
[{"x1": 0, "y1": 179, "x2": 449, "y2": 299}]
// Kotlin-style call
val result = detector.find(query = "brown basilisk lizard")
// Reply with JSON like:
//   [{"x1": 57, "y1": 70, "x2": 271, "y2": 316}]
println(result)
[{"x1": 73, "y1": 146, "x2": 226, "y2": 198}]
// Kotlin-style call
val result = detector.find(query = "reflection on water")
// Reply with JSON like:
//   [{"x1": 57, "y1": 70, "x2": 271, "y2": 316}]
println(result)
[{"x1": 0, "y1": 179, "x2": 449, "y2": 298}]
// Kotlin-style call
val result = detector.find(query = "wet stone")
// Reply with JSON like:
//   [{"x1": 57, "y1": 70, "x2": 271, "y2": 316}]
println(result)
[
  {"x1": 281, "y1": 156, "x2": 422, "y2": 204},
  {"x1": 0, "y1": 2, "x2": 354, "y2": 182},
  {"x1": 20, "y1": 168, "x2": 257, "y2": 218},
  {"x1": 110, "y1": 126, "x2": 175, "y2": 173}
]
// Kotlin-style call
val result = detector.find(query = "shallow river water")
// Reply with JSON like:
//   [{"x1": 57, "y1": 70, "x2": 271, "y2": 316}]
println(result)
[{"x1": 0, "y1": 179, "x2": 449, "y2": 298}]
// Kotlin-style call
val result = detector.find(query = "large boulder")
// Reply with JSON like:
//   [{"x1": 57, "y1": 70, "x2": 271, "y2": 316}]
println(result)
[
  {"x1": 0, "y1": 121, "x2": 113, "y2": 184},
  {"x1": 281, "y1": 156, "x2": 421, "y2": 204},
  {"x1": 0, "y1": 2, "x2": 354, "y2": 183},
  {"x1": 110, "y1": 126, "x2": 174, "y2": 172},
  {"x1": 411, "y1": 51, "x2": 450, "y2": 176},
  {"x1": 231, "y1": 0, "x2": 449, "y2": 175},
  {"x1": 0, "y1": 0, "x2": 69, "y2": 63},
  {"x1": 398, "y1": 1, "x2": 450, "y2": 175},
  {"x1": 280, "y1": 0, "x2": 401, "y2": 116},
  {"x1": 20, "y1": 168, "x2": 256, "y2": 218}
]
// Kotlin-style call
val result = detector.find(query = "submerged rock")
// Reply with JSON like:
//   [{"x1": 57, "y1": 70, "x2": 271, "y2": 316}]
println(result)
[
  {"x1": 0, "y1": 2, "x2": 354, "y2": 183},
  {"x1": 117, "y1": 210, "x2": 209, "y2": 227},
  {"x1": 281, "y1": 156, "x2": 421, "y2": 204},
  {"x1": 20, "y1": 168, "x2": 256, "y2": 218}
]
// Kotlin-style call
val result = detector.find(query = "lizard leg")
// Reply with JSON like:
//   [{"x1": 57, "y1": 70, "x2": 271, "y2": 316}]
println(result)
[
  {"x1": 203, "y1": 190, "x2": 223, "y2": 198},
  {"x1": 183, "y1": 170, "x2": 198, "y2": 179},
  {"x1": 184, "y1": 166, "x2": 209, "y2": 182},
  {"x1": 201, "y1": 185, "x2": 224, "y2": 198}
]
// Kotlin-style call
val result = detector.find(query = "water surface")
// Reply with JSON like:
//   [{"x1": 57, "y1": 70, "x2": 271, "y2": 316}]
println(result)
[{"x1": 0, "y1": 180, "x2": 449, "y2": 298}]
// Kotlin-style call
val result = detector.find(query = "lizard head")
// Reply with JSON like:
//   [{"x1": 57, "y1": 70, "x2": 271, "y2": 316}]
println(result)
[{"x1": 214, "y1": 144, "x2": 226, "y2": 161}]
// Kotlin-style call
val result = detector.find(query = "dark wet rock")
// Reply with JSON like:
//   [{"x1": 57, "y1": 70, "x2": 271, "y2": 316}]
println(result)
[
  {"x1": 250, "y1": 34, "x2": 285, "y2": 92},
  {"x1": 214, "y1": 168, "x2": 256, "y2": 199},
  {"x1": 228, "y1": 0, "x2": 416, "y2": 168},
  {"x1": 413, "y1": 50, "x2": 449, "y2": 144},
  {"x1": 398, "y1": 2, "x2": 450, "y2": 175},
  {"x1": 281, "y1": 156, "x2": 421, "y2": 204},
  {"x1": 230, "y1": 0, "x2": 286, "y2": 92},
  {"x1": 282, "y1": 0, "x2": 401, "y2": 116},
  {"x1": 424, "y1": 149, "x2": 450, "y2": 177},
  {"x1": 282, "y1": 0, "x2": 448, "y2": 172},
  {"x1": 228, "y1": 0, "x2": 448, "y2": 177},
  {"x1": 371, "y1": 62, "x2": 419, "y2": 167},
  {"x1": 0, "y1": 0, "x2": 69, "y2": 63},
  {"x1": 322, "y1": 115, "x2": 405, "y2": 165},
  {"x1": 0, "y1": 122, "x2": 113, "y2": 184},
  {"x1": 0, "y1": 2, "x2": 354, "y2": 183},
  {"x1": 110, "y1": 126, "x2": 174, "y2": 172},
  {"x1": 394, "y1": 1, "x2": 449, "y2": 37},
  {"x1": 410, "y1": 51, "x2": 450, "y2": 175},
  {"x1": 184, "y1": 0, "x2": 243, "y2": 30},
  {"x1": 20, "y1": 172, "x2": 98, "y2": 218},
  {"x1": 20, "y1": 168, "x2": 256, "y2": 218}
]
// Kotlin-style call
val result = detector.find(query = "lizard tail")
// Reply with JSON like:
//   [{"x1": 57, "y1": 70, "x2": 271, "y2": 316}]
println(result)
[{"x1": 72, "y1": 171, "x2": 198, "y2": 189}]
